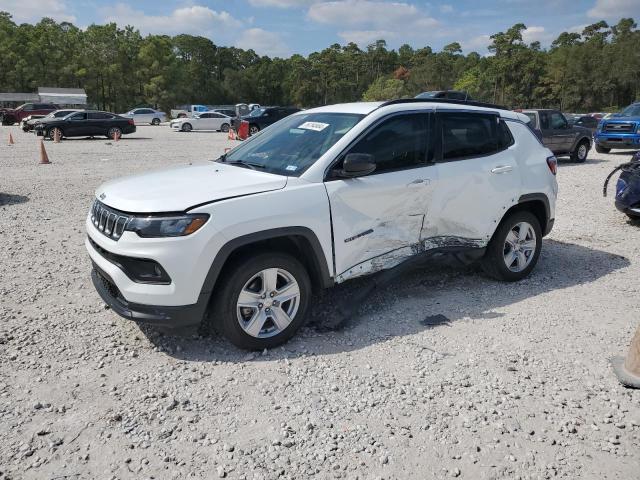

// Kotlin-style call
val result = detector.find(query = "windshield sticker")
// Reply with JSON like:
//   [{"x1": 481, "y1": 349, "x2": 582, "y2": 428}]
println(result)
[
  {"x1": 298, "y1": 121, "x2": 329, "y2": 132},
  {"x1": 285, "y1": 165, "x2": 298, "y2": 171}
]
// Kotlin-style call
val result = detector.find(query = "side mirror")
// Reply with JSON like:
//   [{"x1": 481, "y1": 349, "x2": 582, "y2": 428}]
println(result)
[{"x1": 339, "y1": 153, "x2": 376, "y2": 178}]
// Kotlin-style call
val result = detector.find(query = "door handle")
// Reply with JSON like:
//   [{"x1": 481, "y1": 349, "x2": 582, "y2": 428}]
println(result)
[{"x1": 491, "y1": 165, "x2": 513, "y2": 174}]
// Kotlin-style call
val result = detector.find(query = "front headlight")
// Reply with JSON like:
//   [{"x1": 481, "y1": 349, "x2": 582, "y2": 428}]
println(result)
[{"x1": 125, "y1": 213, "x2": 209, "y2": 238}]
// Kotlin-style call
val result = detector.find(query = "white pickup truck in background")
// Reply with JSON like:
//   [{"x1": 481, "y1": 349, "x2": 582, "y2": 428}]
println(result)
[{"x1": 170, "y1": 104, "x2": 210, "y2": 119}]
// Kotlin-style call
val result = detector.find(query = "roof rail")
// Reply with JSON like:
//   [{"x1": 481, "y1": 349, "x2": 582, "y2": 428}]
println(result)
[{"x1": 378, "y1": 98, "x2": 510, "y2": 111}]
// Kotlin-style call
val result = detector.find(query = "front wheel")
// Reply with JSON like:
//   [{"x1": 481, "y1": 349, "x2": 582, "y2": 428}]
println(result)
[
  {"x1": 481, "y1": 211, "x2": 542, "y2": 282},
  {"x1": 151, "y1": 118, "x2": 161, "y2": 126},
  {"x1": 181, "y1": 123, "x2": 192, "y2": 132},
  {"x1": 210, "y1": 252, "x2": 311, "y2": 350},
  {"x1": 220, "y1": 123, "x2": 230, "y2": 133},
  {"x1": 47, "y1": 127, "x2": 63, "y2": 140},
  {"x1": 595, "y1": 145, "x2": 611, "y2": 154},
  {"x1": 571, "y1": 140, "x2": 589, "y2": 163}
]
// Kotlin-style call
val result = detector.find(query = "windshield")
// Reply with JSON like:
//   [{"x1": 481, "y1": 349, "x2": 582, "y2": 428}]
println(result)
[
  {"x1": 523, "y1": 112, "x2": 536, "y2": 124},
  {"x1": 248, "y1": 108, "x2": 265, "y2": 117},
  {"x1": 416, "y1": 92, "x2": 437, "y2": 98},
  {"x1": 620, "y1": 104, "x2": 640, "y2": 117},
  {"x1": 222, "y1": 112, "x2": 364, "y2": 176}
]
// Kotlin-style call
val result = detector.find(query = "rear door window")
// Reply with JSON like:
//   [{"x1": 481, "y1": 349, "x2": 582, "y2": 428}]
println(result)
[
  {"x1": 89, "y1": 112, "x2": 113, "y2": 120},
  {"x1": 439, "y1": 112, "x2": 498, "y2": 161},
  {"x1": 539, "y1": 112, "x2": 550, "y2": 130}
]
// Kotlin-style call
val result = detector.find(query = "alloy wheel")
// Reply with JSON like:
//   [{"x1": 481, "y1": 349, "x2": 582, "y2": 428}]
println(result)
[
  {"x1": 108, "y1": 127, "x2": 121, "y2": 139},
  {"x1": 236, "y1": 268, "x2": 300, "y2": 338},
  {"x1": 503, "y1": 221, "x2": 537, "y2": 272}
]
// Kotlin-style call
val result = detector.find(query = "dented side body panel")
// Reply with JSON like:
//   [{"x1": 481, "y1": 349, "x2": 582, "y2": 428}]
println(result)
[
  {"x1": 323, "y1": 113, "x2": 556, "y2": 285},
  {"x1": 423, "y1": 144, "x2": 522, "y2": 243},
  {"x1": 325, "y1": 165, "x2": 437, "y2": 282}
]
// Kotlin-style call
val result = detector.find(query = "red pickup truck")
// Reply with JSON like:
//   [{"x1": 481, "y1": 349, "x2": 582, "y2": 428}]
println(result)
[{"x1": 0, "y1": 103, "x2": 59, "y2": 125}]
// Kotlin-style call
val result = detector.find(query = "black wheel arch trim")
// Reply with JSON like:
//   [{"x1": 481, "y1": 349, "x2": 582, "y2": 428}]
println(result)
[
  {"x1": 571, "y1": 135, "x2": 592, "y2": 152},
  {"x1": 517, "y1": 193, "x2": 553, "y2": 236},
  {"x1": 199, "y1": 226, "x2": 333, "y2": 301}
]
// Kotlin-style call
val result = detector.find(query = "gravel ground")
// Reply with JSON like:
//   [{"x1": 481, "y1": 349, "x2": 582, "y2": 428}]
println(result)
[{"x1": 0, "y1": 125, "x2": 639, "y2": 480}]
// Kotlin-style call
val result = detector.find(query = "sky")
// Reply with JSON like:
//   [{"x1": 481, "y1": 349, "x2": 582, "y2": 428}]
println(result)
[{"x1": 1, "y1": 0, "x2": 638, "y2": 57}]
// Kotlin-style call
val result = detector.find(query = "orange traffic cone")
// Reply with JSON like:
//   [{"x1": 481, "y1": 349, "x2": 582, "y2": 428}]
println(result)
[
  {"x1": 8, "y1": 133, "x2": 14, "y2": 145},
  {"x1": 39, "y1": 139, "x2": 51, "y2": 165},
  {"x1": 612, "y1": 324, "x2": 640, "y2": 389},
  {"x1": 114, "y1": 130, "x2": 121, "y2": 142},
  {"x1": 228, "y1": 129, "x2": 236, "y2": 140},
  {"x1": 53, "y1": 128, "x2": 61, "y2": 143}
]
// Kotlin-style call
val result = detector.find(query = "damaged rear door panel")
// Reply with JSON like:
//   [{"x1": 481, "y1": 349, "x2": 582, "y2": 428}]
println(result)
[
  {"x1": 325, "y1": 112, "x2": 437, "y2": 282},
  {"x1": 422, "y1": 111, "x2": 522, "y2": 248}
]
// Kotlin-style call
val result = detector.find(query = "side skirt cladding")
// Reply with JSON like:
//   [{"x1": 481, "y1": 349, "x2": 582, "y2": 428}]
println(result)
[{"x1": 336, "y1": 235, "x2": 487, "y2": 283}]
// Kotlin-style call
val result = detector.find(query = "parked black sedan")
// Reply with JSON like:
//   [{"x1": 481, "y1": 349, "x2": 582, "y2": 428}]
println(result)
[
  {"x1": 233, "y1": 106, "x2": 301, "y2": 135},
  {"x1": 34, "y1": 111, "x2": 136, "y2": 140},
  {"x1": 23, "y1": 109, "x2": 80, "y2": 132}
]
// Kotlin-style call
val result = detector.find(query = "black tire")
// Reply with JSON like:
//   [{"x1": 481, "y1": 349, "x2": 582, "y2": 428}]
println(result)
[
  {"x1": 571, "y1": 139, "x2": 590, "y2": 163},
  {"x1": 249, "y1": 124, "x2": 260, "y2": 135},
  {"x1": 151, "y1": 118, "x2": 160, "y2": 126},
  {"x1": 107, "y1": 127, "x2": 122, "y2": 139},
  {"x1": 220, "y1": 123, "x2": 230, "y2": 133},
  {"x1": 595, "y1": 145, "x2": 611, "y2": 154},
  {"x1": 481, "y1": 210, "x2": 542, "y2": 282},
  {"x1": 181, "y1": 123, "x2": 192, "y2": 132},
  {"x1": 210, "y1": 252, "x2": 311, "y2": 350},
  {"x1": 47, "y1": 127, "x2": 63, "y2": 141}
]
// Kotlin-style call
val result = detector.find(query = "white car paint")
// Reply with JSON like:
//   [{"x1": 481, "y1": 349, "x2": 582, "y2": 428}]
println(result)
[
  {"x1": 96, "y1": 163, "x2": 287, "y2": 213},
  {"x1": 120, "y1": 108, "x2": 166, "y2": 125},
  {"x1": 170, "y1": 112, "x2": 232, "y2": 131},
  {"x1": 87, "y1": 100, "x2": 557, "y2": 315}
]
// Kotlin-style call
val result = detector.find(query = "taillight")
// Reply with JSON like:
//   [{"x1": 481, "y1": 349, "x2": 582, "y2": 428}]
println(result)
[
  {"x1": 128, "y1": 119, "x2": 134, "y2": 125},
  {"x1": 546, "y1": 155, "x2": 557, "y2": 175}
]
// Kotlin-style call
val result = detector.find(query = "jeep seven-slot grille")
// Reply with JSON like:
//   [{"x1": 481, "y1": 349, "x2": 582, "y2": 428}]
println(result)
[
  {"x1": 603, "y1": 122, "x2": 635, "y2": 133},
  {"x1": 91, "y1": 200, "x2": 132, "y2": 240}
]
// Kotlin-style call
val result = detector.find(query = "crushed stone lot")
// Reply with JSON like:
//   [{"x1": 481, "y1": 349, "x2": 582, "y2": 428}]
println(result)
[{"x1": 1, "y1": 125, "x2": 639, "y2": 480}]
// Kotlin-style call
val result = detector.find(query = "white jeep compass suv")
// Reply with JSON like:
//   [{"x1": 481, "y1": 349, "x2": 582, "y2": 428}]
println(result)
[{"x1": 86, "y1": 99, "x2": 558, "y2": 350}]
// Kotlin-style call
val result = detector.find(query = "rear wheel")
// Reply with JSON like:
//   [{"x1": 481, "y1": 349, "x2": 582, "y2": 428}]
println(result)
[
  {"x1": 571, "y1": 140, "x2": 590, "y2": 163},
  {"x1": 107, "y1": 127, "x2": 122, "y2": 139},
  {"x1": 595, "y1": 145, "x2": 611, "y2": 154},
  {"x1": 181, "y1": 123, "x2": 192, "y2": 132},
  {"x1": 220, "y1": 123, "x2": 230, "y2": 133},
  {"x1": 481, "y1": 211, "x2": 542, "y2": 282},
  {"x1": 210, "y1": 252, "x2": 311, "y2": 350},
  {"x1": 151, "y1": 118, "x2": 161, "y2": 126},
  {"x1": 249, "y1": 124, "x2": 260, "y2": 135}
]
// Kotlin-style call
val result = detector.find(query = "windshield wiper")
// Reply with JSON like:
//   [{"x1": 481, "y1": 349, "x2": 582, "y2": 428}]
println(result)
[{"x1": 224, "y1": 159, "x2": 266, "y2": 171}]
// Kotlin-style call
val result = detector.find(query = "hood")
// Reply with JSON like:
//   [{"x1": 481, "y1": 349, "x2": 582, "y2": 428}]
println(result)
[
  {"x1": 36, "y1": 117, "x2": 62, "y2": 125},
  {"x1": 96, "y1": 162, "x2": 287, "y2": 213}
]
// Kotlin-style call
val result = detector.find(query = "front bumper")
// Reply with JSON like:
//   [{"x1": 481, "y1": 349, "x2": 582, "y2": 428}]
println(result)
[
  {"x1": 91, "y1": 264, "x2": 206, "y2": 327},
  {"x1": 595, "y1": 133, "x2": 640, "y2": 149}
]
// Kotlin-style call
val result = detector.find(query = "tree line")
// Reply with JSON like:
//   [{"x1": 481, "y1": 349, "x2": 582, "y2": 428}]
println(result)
[{"x1": 1, "y1": 12, "x2": 638, "y2": 114}]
